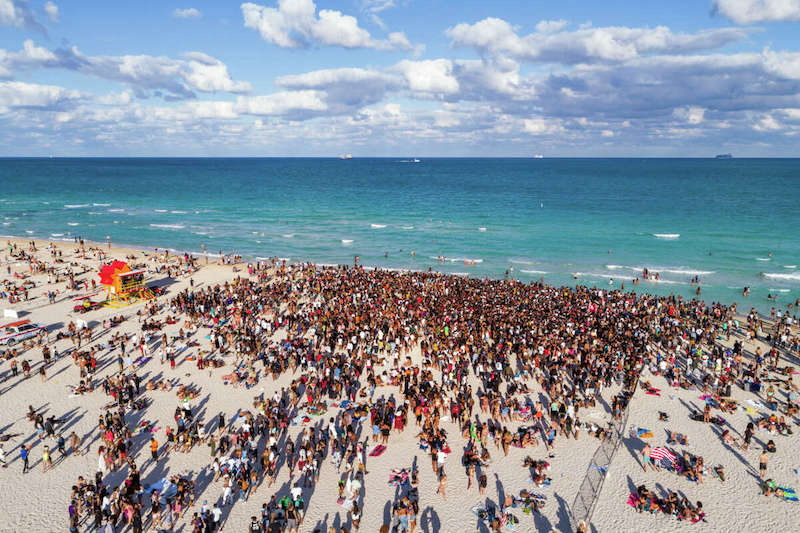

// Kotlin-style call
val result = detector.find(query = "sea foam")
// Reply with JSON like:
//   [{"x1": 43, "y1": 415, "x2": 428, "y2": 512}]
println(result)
[
  {"x1": 763, "y1": 272, "x2": 800, "y2": 282},
  {"x1": 150, "y1": 224, "x2": 185, "y2": 230}
]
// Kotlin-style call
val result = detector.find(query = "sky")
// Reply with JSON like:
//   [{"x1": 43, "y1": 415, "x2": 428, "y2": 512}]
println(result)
[{"x1": 1, "y1": 0, "x2": 800, "y2": 156}]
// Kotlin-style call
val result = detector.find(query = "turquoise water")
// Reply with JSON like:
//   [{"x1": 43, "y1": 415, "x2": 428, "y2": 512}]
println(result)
[{"x1": 1, "y1": 157, "x2": 798, "y2": 313}]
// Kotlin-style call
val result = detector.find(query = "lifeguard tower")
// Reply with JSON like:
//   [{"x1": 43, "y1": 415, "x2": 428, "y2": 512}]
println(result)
[{"x1": 99, "y1": 260, "x2": 154, "y2": 306}]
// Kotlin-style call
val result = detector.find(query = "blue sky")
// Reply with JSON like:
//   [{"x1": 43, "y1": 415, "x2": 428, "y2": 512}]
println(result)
[{"x1": 1, "y1": 0, "x2": 800, "y2": 156}]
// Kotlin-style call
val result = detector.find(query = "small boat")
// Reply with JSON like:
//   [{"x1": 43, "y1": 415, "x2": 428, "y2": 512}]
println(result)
[
  {"x1": 339, "y1": 153, "x2": 353, "y2": 160},
  {"x1": 714, "y1": 153, "x2": 732, "y2": 159},
  {"x1": 533, "y1": 154, "x2": 544, "y2": 159},
  {"x1": 412, "y1": 158, "x2": 420, "y2": 163}
]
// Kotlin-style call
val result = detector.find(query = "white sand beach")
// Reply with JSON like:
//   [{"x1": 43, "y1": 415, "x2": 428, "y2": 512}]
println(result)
[{"x1": 1, "y1": 237, "x2": 798, "y2": 533}]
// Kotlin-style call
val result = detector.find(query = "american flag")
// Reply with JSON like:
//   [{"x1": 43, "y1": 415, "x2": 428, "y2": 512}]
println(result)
[{"x1": 649, "y1": 447, "x2": 677, "y2": 467}]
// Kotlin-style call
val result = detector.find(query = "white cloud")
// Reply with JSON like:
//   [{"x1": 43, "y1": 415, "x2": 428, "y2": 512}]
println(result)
[
  {"x1": 753, "y1": 114, "x2": 782, "y2": 130},
  {"x1": 173, "y1": 7, "x2": 202, "y2": 19},
  {"x1": 275, "y1": 67, "x2": 398, "y2": 111},
  {"x1": 235, "y1": 90, "x2": 327, "y2": 116},
  {"x1": 713, "y1": 0, "x2": 800, "y2": 24},
  {"x1": 44, "y1": 1, "x2": 59, "y2": 22},
  {"x1": 535, "y1": 19, "x2": 567, "y2": 33},
  {"x1": 452, "y1": 57, "x2": 531, "y2": 100},
  {"x1": 361, "y1": 0, "x2": 397, "y2": 13},
  {"x1": 187, "y1": 101, "x2": 237, "y2": 119},
  {"x1": 762, "y1": 48, "x2": 800, "y2": 79},
  {"x1": 601, "y1": 129, "x2": 614, "y2": 137},
  {"x1": 183, "y1": 52, "x2": 252, "y2": 93},
  {"x1": 0, "y1": 41, "x2": 251, "y2": 99},
  {"x1": 447, "y1": 17, "x2": 750, "y2": 63},
  {"x1": 523, "y1": 117, "x2": 565, "y2": 135},
  {"x1": 241, "y1": 0, "x2": 414, "y2": 50},
  {"x1": 276, "y1": 67, "x2": 394, "y2": 89},
  {"x1": 1, "y1": 39, "x2": 58, "y2": 70},
  {"x1": 313, "y1": 8, "x2": 374, "y2": 48},
  {"x1": 96, "y1": 90, "x2": 132, "y2": 106},
  {"x1": 394, "y1": 59, "x2": 459, "y2": 94},
  {"x1": 780, "y1": 108, "x2": 800, "y2": 119},
  {"x1": 0, "y1": 0, "x2": 44, "y2": 31},
  {"x1": 0, "y1": 80, "x2": 84, "y2": 108},
  {"x1": 673, "y1": 106, "x2": 706, "y2": 124}
]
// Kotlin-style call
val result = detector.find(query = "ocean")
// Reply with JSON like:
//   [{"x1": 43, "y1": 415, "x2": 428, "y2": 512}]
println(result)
[{"x1": 1, "y1": 157, "x2": 798, "y2": 314}]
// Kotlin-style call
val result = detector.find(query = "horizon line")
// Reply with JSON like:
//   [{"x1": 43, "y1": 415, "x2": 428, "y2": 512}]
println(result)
[{"x1": 1, "y1": 156, "x2": 799, "y2": 160}]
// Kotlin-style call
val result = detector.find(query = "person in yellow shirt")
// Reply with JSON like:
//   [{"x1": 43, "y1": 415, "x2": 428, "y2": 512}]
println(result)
[{"x1": 42, "y1": 445, "x2": 52, "y2": 472}]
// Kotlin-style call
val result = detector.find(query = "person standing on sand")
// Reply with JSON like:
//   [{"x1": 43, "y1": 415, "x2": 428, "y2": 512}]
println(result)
[
  {"x1": 20, "y1": 444, "x2": 30, "y2": 473},
  {"x1": 69, "y1": 431, "x2": 84, "y2": 456},
  {"x1": 42, "y1": 445, "x2": 52, "y2": 472},
  {"x1": 759, "y1": 449, "x2": 769, "y2": 479},
  {"x1": 641, "y1": 443, "x2": 652, "y2": 471},
  {"x1": 57, "y1": 433, "x2": 67, "y2": 458}
]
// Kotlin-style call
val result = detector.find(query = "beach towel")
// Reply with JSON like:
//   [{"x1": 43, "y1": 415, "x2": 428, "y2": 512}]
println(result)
[
  {"x1": 636, "y1": 428, "x2": 654, "y2": 438},
  {"x1": 779, "y1": 486, "x2": 798, "y2": 501},
  {"x1": 650, "y1": 447, "x2": 677, "y2": 468},
  {"x1": 133, "y1": 421, "x2": 152, "y2": 435},
  {"x1": 146, "y1": 478, "x2": 178, "y2": 504},
  {"x1": 747, "y1": 399, "x2": 765, "y2": 409},
  {"x1": 369, "y1": 445, "x2": 386, "y2": 457},
  {"x1": 389, "y1": 469, "x2": 410, "y2": 486},
  {"x1": 691, "y1": 512, "x2": 706, "y2": 523},
  {"x1": 626, "y1": 493, "x2": 639, "y2": 508}
]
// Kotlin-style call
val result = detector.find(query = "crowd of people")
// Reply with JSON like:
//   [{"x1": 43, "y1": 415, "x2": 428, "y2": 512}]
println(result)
[{"x1": 2, "y1": 238, "x2": 799, "y2": 532}]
